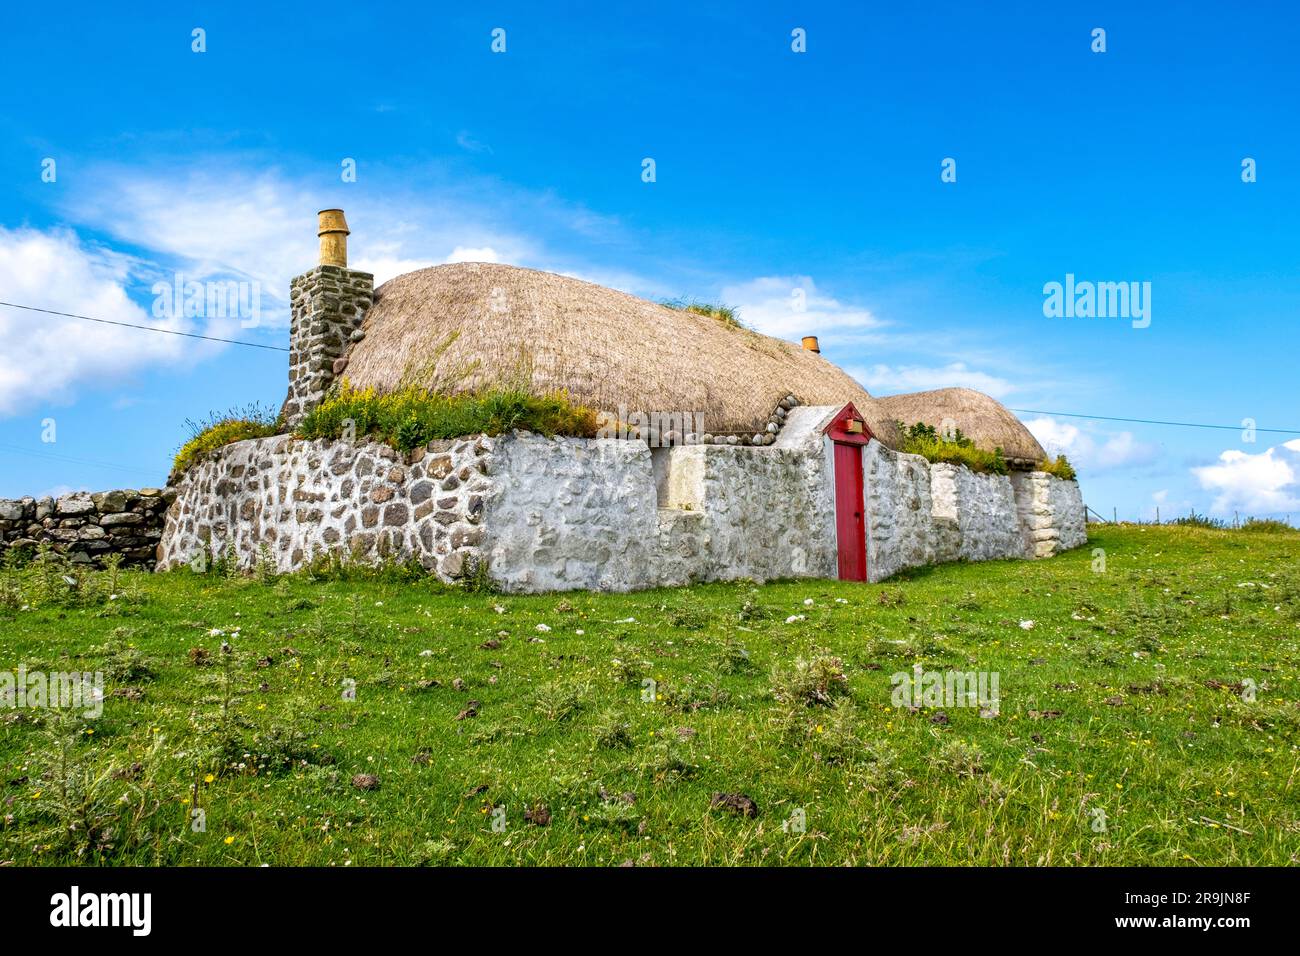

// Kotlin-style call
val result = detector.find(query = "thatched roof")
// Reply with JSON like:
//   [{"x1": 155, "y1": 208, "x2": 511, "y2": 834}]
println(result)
[
  {"x1": 341, "y1": 262, "x2": 901, "y2": 445},
  {"x1": 876, "y1": 387, "x2": 1047, "y2": 466}
]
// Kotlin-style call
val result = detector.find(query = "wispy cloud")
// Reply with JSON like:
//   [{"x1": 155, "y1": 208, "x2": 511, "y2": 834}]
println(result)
[
  {"x1": 455, "y1": 130, "x2": 493, "y2": 154},
  {"x1": 855, "y1": 362, "x2": 1016, "y2": 399},
  {"x1": 1025, "y1": 415, "x2": 1162, "y2": 472},
  {"x1": 0, "y1": 226, "x2": 221, "y2": 415},
  {"x1": 719, "y1": 275, "x2": 883, "y2": 338}
]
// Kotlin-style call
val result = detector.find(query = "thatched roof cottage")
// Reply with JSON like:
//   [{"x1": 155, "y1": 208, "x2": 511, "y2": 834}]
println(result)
[{"x1": 157, "y1": 211, "x2": 1085, "y2": 590}]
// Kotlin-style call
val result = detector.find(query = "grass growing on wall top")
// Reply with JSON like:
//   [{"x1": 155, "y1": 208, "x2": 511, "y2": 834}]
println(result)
[
  {"x1": 1037, "y1": 454, "x2": 1078, "y2": 481},
  {"x1": 171, "y1": 404, "x2": 281, "y2": 480},
  {"x1": 894, "y1": 422, "x2": 1010, "y2": 475},
  {"x1": 1, "y1": 523, "x2": 1298, "y2": 866},
  {"x1": 168, "y1": 386, "x2": 601, "y2": 479},
  {"x1": 297, "y1": 382, "x2": 600, "y2": 452}
]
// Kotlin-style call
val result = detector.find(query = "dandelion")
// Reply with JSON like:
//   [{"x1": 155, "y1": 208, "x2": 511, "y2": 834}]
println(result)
[{"x1": 204, "y1": 774, "x2": 215, "y2": 784}]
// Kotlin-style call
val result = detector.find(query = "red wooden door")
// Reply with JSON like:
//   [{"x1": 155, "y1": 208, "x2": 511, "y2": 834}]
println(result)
[{"x1": 833, "y1": 441, "x2": 867, "y2": 581}]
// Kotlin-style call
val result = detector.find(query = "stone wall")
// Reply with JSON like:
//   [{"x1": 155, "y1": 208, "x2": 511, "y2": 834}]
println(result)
[
  {"x1": 156, "y1": 425, "x2": 1088, "y2": 592},
  {"x1": 1010, "y1": 470, "x2": 1088, "y2": 558},
  {"x1": 156, "y1": 435, "x2": 489, "y2": 578},
  {"x1": 0, "y1": 488, "x2": 174, "y2": 567},
  {"x1": 674, "y1": 404, "x2": 838, "y2": 584},
  {"x1": 931, "y1": 463, "x2": 1023, "y2": 564},
  {"x1": 481, "y1": 433, "x2": 660, "y2": 592},
  {"x1": 862, "y1": 440, "x2": 938, "y2": 581},
  {"x1": 281, "y1": 265, "x2": 374, "y2": 428},
  {"x1": 861, "y1": 444, "x2": 1086, "y2": 581}
]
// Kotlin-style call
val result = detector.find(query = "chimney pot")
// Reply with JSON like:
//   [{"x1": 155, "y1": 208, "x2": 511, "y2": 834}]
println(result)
[
  {"x1": 801, "y1": 335, "x2": 820, "y2": 354},
  {"x1": 317, "y1": 209, "x2": 350, "y2": 268}
]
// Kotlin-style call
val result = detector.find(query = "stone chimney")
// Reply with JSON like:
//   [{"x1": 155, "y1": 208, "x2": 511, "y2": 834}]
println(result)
[{"x1": 281, "y1": 210, "x2": 374, "y2": 427}]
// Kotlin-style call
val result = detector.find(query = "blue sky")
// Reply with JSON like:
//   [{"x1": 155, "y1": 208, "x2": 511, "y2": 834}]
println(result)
[{"x1": 1, "y1": 1, "x2": 1297, "y2": 520}]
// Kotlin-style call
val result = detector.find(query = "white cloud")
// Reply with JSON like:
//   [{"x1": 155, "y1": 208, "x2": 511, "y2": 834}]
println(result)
[
  {"x1": 0, "y1": 226, "x2": 220, "y2": 416},
  {"x1": 718, "y1": 276, "x2": 883, "y2": 338},
  {"x1": 857, "y1": 362, "x2": 1015, "y2": 399},
  {"x1": 62, "y1": 164, "x2": 542, "y2": 323},
  {"x1": 455, "y1": 131, "x2": 492, "y2": 154},
  {"x1": 1024, "y1": 416, "x2": 1161, "y2": 472},
  {"x1": 1192, "y1": 443, "x2": 1300, "y2": 515}
]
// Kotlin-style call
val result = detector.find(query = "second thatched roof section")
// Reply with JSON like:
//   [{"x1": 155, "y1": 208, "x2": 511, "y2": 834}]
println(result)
[
  {"x1": 876, "y1": 387, "x2": 1047, "y2": 466},
  {"x1": 341, "y1": 262, "x2": 901, "y2": 445}
]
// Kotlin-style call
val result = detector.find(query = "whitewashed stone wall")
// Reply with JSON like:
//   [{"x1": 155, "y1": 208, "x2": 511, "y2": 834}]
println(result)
[
  {"x1": 157, "y1": 425, "x2": 1086, "y2": 591},
  {"x1": 479, "y1": 434, "x2": 660, "y2": 592},
  {"x1": 862, "y1": 441, "x2": 938, "y2": 581},
  {"x1": 862, "y1": 446, "x2": 1084, "y2": 581},
  {"x1": 931, "y1": 464, "x2": 1023, "y2": 563},
  {"x1": 157, "y1": 435, "x2": 490, "y2": 579},
  {"x1": 1011, "y1": 470, "x2": 1087, "y2": 558}
]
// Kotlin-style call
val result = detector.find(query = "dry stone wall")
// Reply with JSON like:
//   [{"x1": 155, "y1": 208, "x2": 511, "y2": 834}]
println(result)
[{"x1": 0, "y1": 488, "x2": 174, "y2": 567}]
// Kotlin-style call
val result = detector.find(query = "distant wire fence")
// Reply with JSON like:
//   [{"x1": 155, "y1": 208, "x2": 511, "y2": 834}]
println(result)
[{"x1": 1086, "y1": 505, "x2": 1297, "y2": 527}]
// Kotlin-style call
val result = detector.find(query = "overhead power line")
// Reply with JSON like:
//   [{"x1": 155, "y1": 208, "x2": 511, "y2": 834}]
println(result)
[
  {"x1": 1008, "y1": 408, "x2": 1300, "y2": 436},
  {"x1": 0, "y1": 301, "x2": 289, "y2": 352},
  {"x1": 0, "y1": 442, "x2": 159, "y2": 478},
  {"x1": 1, "y1": 299, "x2": 1294, "y2": 435}
]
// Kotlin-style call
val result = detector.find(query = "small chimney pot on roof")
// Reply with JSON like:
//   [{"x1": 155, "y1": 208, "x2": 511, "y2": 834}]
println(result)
[
  {"x1": 801, "y1": 335, "x2": 820, "y2": 354},
  {"x1": 318, "y1": 209, "x2": 350, "y2": 268}
]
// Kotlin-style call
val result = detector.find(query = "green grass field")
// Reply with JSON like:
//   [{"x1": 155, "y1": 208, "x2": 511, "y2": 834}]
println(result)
[{"x1": 1, "y1": 524, "x2": 1297, "y2": 866}]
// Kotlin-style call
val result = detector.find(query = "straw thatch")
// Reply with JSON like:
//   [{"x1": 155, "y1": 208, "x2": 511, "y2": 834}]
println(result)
[
  {"x1": 341, "y1": 262, "x2": 900, "y2": 445},
  {"x1": 876, "y1": 387, "x2": 1047, "y2": 466}
]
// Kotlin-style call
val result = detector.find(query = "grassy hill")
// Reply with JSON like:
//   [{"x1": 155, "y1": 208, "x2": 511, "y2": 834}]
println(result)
[{"x1": 1, "y1": 524, "x2": 1297, "y2": 866}]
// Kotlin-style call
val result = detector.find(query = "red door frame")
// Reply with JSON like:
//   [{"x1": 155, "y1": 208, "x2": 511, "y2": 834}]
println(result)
[{"x1": 824, "y1": 403, "x2": 872, "y2": 581}]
